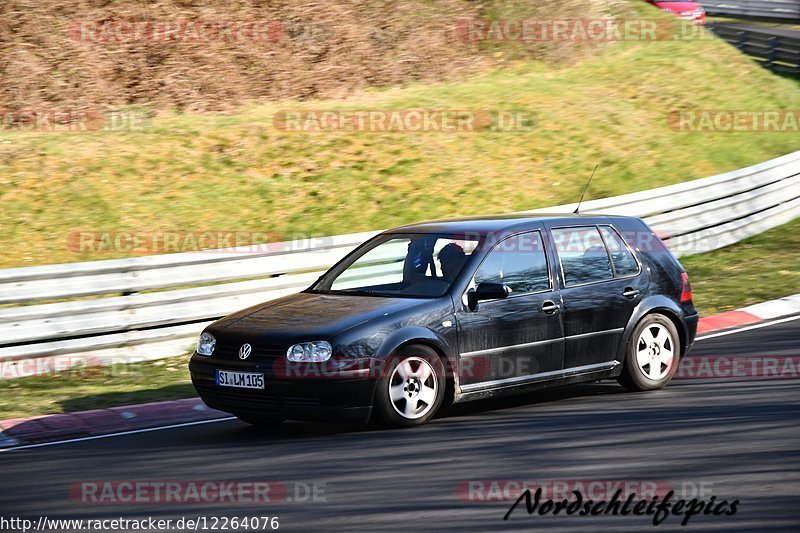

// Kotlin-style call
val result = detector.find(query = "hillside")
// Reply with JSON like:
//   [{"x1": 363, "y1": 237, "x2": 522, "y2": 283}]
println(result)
[
  {"x1": 0, "y1": 0, "x2": 611, "y2": 112},
  {"x1": 0, "y1": 0, "x2": 799, "y2": 267}
]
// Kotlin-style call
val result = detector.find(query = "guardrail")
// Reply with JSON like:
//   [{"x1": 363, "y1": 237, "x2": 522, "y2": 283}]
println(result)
[
  {"x1": 710, "y1": 22, "x2": 800, "y2": 75},
  {"x1": 1, "y1": 150, "x2": 799, "y2": 373},
  {"x1": 699, "y1": 0, "x2": 800, "y2": 21}
]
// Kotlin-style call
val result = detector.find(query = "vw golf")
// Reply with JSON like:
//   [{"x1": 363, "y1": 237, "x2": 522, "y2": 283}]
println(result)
[{"x1": 190, "y1": 214, "x2": 698, "y2": 428}]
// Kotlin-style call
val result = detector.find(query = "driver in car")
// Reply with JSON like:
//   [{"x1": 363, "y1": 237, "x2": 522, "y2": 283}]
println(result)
[{"x1": 437, "y1": 242, "x2": 467, "y2": 282}]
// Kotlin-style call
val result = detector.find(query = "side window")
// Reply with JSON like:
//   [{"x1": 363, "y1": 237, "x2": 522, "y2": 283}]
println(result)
[
  {"x1": 474, "y1": 232, "x2": 550, "y2": 295},
  {"x1": 551, "y1": 226, "x2": 613, "y2": 286},
  {"x1": 600, "y1": 226, "x2": 640, "y2": 277}
]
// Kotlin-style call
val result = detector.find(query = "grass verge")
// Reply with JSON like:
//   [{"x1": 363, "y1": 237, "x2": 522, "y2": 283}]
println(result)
[
  {"x1": 680, "y1": 217, "x2": 800, "y2": 315},
  {"x1": 1, "y1": 217, "x2": 797, "y2": 421},
  {"x1": 0, "y1": 356, "x2": 194, "y2": 422},
  {"x1": 2, "y1": 25, "x2": 799, "y2": 267}
]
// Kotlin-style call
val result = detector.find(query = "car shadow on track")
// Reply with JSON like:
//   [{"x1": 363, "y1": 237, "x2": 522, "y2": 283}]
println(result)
[
  {"x1": 217, "y1": 381, "x2": 629, "y2": 442},
  {"x1": 56, "y1": 383, "x2": 196, "y2": 414},
  {"x1": 440, "y1": 381, "x2": 627, "y2": 419}
]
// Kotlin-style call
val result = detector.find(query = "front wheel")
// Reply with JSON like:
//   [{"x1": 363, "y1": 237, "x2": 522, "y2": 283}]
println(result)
[
  {"x1": 618, "y1": 314, "x2": 680, "y2": 391},
  {"x1": 373, "y1": 344, "x2": 445, "y2": 428}
]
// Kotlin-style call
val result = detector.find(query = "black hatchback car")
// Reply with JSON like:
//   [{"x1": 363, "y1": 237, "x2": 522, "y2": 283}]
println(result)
[{"x1": 190, "y1": 214, "x2": 698, "y2": 428}]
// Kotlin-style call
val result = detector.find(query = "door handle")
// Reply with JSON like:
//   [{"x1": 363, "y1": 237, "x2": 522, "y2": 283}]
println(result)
[
  {"x1": 541, "y1": 301, "x2": 561, "y2": 314},
  {"x1": 623, "y1": 287, "x2": 640, "y2": 299}
]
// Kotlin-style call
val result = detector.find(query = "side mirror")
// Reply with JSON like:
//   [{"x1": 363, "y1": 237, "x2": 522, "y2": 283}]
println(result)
[{"x1": 467, "y1": 282, "x2": 510, "y2": 311}]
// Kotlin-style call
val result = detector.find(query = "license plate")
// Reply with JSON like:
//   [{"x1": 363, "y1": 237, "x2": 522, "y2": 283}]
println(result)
[{"x1": 216, "y1": 370, "x2": 265, "y2": 390}]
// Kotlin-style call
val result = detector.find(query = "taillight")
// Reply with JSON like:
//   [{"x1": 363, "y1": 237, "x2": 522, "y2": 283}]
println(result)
[{"x1": 680, "y1": 272, "x2": 692, "y2": 303}]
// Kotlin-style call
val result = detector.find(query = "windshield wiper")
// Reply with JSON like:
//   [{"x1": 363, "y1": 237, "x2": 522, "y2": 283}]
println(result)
[{"x1": 333, "y1": 289, "x2": 386, "y2": 297}]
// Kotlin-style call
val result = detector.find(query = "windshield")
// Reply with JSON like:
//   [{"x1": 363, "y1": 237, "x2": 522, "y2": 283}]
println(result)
[{"x1": 309, "y1": 233, "x2": 480, "y2": 298}]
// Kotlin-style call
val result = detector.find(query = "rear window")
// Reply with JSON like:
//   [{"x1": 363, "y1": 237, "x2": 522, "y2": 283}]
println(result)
[{"x1": 599, "y1": 226, "x2": 640, "y2": 277}]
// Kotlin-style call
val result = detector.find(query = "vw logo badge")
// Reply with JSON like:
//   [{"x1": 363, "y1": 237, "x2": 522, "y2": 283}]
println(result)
[{"x1": 239, "y1": 343, "x2": 252, "y2": 360}]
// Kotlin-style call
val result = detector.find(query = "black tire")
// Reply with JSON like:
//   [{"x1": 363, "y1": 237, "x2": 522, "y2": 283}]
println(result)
[
  {"x1": 235, "y1": 414, "x2": 285, "y2": 427},
  {"x1": 373, "y1": 344, "x2": 446, "y2": 428},
  {"x1": 618, "y1": 313, "x2": 681, "y2": 392}
]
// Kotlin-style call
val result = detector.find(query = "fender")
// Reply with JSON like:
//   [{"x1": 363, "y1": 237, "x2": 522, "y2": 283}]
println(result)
[
  {"x1": 615, "y1": 294, "x2": 689, "y2": 363},
  {"x1": 374, "y1": 324, "x2": 463, "y2": 401},
  {"x1": 374, "y1": 325, "x2": 456, "y2": 362}
]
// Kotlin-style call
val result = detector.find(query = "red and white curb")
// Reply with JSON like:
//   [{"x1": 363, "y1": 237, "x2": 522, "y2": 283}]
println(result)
[
  {"x1": 696, "y1": 293, "x2": 800, "y2": 334},
  {"x1": 2, "y1": 293, "x2": 799, "y2": 449},
  {"x1": 0, "y1": 398, "x2": 226, "y2": 449}
]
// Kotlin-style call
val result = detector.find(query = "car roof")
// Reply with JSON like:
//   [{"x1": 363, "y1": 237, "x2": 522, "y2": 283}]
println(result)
[{"x1": 384, "y1": 213, "x2": 638, "y2": 236}]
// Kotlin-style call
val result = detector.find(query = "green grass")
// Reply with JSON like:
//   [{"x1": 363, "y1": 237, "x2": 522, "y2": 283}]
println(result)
[
  {"x1": 681, "y1": 217, "x2": 800, "y2": 315},
  {"x1": 1, "y1": 217, "x2": 798, "y2": 421},
  {"x1": 1, "y1": 26, "x2": 799, "y2": 267},
  {"x1": 0, "y1": 356, "x2": 194, "y2": 421}
]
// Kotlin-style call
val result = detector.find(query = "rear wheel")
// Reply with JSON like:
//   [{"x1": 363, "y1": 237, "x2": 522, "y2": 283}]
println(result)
[
  {"x1": 618, "y1": 314, "x2": 680, "y2": 391},
  {"x1": 373, "y1": 344, "x2": 445, "y2": 428}
]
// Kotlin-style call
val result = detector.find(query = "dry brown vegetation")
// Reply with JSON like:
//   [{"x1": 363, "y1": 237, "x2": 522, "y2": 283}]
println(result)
[
  {"x1": 0, "y1": 0, "x2": 616, "y2": 112},
  {"x1": 2, "y1": 0, "x2": 798, "y2": 269}
]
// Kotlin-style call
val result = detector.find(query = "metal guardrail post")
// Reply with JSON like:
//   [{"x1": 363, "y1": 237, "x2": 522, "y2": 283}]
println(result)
[
  {"x1": 736, "y1": 31, "x2": 747, "y2": 52},
  {"x1": 714, "y1": 24, "x2": 799, "y2": 77},
  {"x1": 766, "y1": 36, "x2": 778, "y2": 71},
  {"x1": 698, "y1": 0, "x2": 800, "y2": 22}
]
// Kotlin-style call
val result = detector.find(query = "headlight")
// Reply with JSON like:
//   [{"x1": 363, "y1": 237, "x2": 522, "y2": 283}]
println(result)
[
  {"x1": 286, "y1": 341, "x2": 332, "y2": 362},
  {"x1": 196, "y1": 331, "x2": 216, "y2": 356}
]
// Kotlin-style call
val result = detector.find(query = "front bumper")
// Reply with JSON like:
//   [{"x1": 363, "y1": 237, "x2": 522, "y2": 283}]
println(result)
[
  {"x1": 681, "y1": 12, "x2": 706, "y2": 25},
  {"x1": 189, "y1": 355, "x2": 377, "y2": 423}
]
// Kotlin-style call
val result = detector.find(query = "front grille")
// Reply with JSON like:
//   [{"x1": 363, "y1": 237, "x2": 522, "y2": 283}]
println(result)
[
  {"x1": 284, "y1": 396, "x2": 322, "y2": 408},
  {"x1": 194, "y1": 381, "x2": 321, "y2": 412},
  {"x1": 212, "y1": 342, "x2": 286, "y2": 361},
  {"x1": 194, "y1": 382, "x2": 281, "y2": 411}
]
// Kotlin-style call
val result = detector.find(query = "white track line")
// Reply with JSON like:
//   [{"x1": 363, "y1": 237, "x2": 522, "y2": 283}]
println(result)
[
  {"x1": 695, "y1": 313, "x2": 800, "y2": 341},
  {"x1": 3, "y1": 313, "x2": 799, "y2": 452},
  {"x1": 0, "y1": 417, "x2": 236, "y2": 453}
]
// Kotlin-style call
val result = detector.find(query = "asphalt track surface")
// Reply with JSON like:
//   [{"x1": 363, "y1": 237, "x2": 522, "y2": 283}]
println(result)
[{"x1": 1, "y1": 317, "x2": 798, "y2": 532}]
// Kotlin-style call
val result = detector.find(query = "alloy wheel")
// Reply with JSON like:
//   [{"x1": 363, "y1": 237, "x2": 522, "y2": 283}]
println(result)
[
  {"x1": 635, "y1": 324, "x2": 675, "y2": 380},
  {"x1": 388, "y1": 357, "x2": 439, "y2": 420}
]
